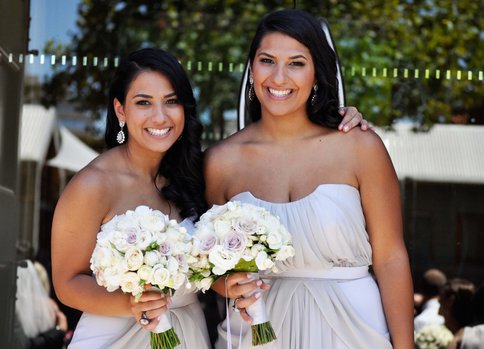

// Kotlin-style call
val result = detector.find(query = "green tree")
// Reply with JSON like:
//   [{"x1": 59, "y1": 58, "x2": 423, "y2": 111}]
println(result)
[{"x1": 42, "y1": 0, "x2": 483, "y2": 137}]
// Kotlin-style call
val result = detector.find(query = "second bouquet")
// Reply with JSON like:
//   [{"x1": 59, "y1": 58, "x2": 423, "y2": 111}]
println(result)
[
  {"x1": 189, "y1": 201, "x2": 295, "y2": 346},
  {"x1": 90, "y1": 205, "x2": 193, "y2": 349}
]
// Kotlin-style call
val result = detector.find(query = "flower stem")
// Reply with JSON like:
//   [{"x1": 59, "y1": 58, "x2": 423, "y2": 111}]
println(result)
[
  {"x1": 150, "y1": 328, "x2": 180, "y2": 349},
  {"x1": 251, "y1": 321, "x2": 277, "y2": 346}
]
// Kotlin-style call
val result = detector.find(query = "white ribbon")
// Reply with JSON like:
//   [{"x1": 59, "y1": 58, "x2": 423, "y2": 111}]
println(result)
[
  {"x1": 242, "y1": 273, "x2": 268, "y2": 326},
  {"x1": 153, "y1": 312, "x2": 172, "y2": 334}
]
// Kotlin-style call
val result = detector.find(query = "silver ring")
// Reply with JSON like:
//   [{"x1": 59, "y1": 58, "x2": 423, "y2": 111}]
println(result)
[
  {"x1": 232, "y1": 298, "x2": 241, "y2": 313},
  {"x1": 139, "y1": 311, "x2": 150, "y2": 326}
]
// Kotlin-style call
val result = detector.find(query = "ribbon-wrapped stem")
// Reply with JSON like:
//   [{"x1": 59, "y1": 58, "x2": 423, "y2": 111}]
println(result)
[
  {"x1": 243, "y1": 273, "x2": 276, "y2": 346},
  {"x1": 150, "y1": 313, "x2": 180, "y2": 349}
]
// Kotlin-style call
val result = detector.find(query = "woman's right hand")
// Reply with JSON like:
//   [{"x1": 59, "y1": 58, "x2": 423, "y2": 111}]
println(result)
[
  {"x1": 212, "y1": 272, "x2": 270, "y2": 324},
  {"x1": 129, "y1": 289, "x2": 171, "y2": 331}
]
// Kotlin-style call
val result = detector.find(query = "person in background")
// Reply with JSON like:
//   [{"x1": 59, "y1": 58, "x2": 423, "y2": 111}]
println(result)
[
  {"x1": 447, "y1": 281, "x2": 484, "y2": 349},
  {"x1": 439, "y1": 278, "x2": 475, "y2": 335},
  {"x1": 205, "y1": 9, "x2": 413, "y2": 349},
  {"x1": 414, "y1": 268, "x2": 448, "y2": 332},
  {"x1": 14, "y1": 260, "x2": 68, "y2": 349}
]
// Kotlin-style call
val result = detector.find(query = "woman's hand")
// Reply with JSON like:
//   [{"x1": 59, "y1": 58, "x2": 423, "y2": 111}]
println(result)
[
  {"x1": 212, "y1": 273, "x2": 270, "y2": 324},
  {"x1": 338, "y1": 106, "x2": 369, "y2": 132},
  {"x1": 130, "y1": 288, "x2": 171, "y2": 331}
]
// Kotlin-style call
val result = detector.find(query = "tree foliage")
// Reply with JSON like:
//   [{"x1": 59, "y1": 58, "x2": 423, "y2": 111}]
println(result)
[{"x1": 42, "y1": 0, "x2": 483, "y2": 139}]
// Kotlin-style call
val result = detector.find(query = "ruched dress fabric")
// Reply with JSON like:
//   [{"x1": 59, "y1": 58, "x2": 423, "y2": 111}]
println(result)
[
  {"x1": 68, "y1": 219, "x2": 210, "y2": 349},
  {"x1": 215, "y1": 184, "x2": 392, "y2": 349}
]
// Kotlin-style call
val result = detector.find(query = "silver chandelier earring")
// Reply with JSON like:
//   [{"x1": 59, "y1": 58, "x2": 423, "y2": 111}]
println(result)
[
  {"x1": 311, "y1": 84, "x2": 318, "y2": 105},
  {"x1": 116, "y1": 120, "x2": 126, "y2": 144},
  {"x1": 248, "y1": 75, "x2": 255, "y2": 102}
]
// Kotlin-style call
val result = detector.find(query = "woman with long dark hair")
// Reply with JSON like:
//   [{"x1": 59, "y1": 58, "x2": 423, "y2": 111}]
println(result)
[
  {"x1": 206, "y1": 9, "x2": 414, "y2": 349},
  {"x1": 52, "y1": 48, "x2": 209, "y2": 349}
]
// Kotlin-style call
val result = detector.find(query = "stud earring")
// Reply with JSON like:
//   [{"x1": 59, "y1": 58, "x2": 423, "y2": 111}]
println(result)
[
  {"x1": 311, "y1": 84, "x2": 318, "y2": 105},
  {"x1": 116, "y1": 120, "x2": 125, "y2": 144},
  {"x1": 248, "y1": 75, "x2": 255, "y2": 102}
]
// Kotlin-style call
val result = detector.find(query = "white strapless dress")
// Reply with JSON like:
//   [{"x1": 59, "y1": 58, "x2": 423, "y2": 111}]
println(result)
[
  {"x1": 68, "y1": 219, "x2": 210, "y2": 349},
  {"x1": 216, "y1": 184, "x2": 392, "y2": 349}
]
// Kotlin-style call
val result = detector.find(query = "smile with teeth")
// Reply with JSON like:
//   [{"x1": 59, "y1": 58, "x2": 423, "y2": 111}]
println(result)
[
  {"x1": 147, "y1": 127, "x2": 171, "y2": 136},
  {"x1": 268, "y1": 88, "x2": 292, "y2": 97}
]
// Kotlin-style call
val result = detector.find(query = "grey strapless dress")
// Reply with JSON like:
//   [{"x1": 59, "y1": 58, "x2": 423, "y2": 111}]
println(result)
[{"x1": 215, "y1": 184, "x2": 392, "y2": 349}]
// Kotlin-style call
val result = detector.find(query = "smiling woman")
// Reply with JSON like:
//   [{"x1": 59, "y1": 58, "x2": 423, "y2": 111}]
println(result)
[
  {"x1": 51, "y1": 48, "x2": 209, "y2": 349},
  {"x1": 112, "y1": 71, "x2": 185, "y2": 154},
  {"x1": 205, "y1": 9, "x2": 413, "y2": 349}
]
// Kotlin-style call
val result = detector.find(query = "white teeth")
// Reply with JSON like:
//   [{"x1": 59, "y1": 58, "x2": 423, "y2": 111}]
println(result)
[
  {"x1": 147, "y1": 128, "x2": 170, "y2": 136},
  {"x1": 268, "y1": 88, "x2": 291, "y2": 97}
]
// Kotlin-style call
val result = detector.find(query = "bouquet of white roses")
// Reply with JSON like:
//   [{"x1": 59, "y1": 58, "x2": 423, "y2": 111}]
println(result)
[
  {"x1": 415, "y1": 324, "x2": 454, "y2": 349},
  {"x1": 189, "y1": 201, "x2": 295, "y2": 346},
  {"x1": 90, "y1": 205, "x2": 192, "y2": 349}
]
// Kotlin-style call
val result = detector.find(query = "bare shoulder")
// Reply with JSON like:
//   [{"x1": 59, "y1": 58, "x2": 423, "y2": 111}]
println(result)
[
  {"x1": 331, "y1": 128, "x2": 389, "y2": 162},
  {"x1": 204, "y1": 126, "x2": 255, "y2": 203},
  {"x1": 205, "y1": 126, "x2": 254, "y2": 172},
  {"x1": 54, "y1": 150, "x2": 119, "y2": 221}
]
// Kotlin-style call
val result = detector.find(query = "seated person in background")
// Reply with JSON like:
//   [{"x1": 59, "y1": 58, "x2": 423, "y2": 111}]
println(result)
[
  {"x1": 414, "y1": 268, "x2": 448, "y2": 331},
  {"x1": 448, "y1": 281, "x2": 484, "y2": 349},
  {"x1": 439, "y1": 278, "x2": 475, "y2": 335},
  {"x1": 14, "y1": 260, "x2": 68, "y2": 349}
]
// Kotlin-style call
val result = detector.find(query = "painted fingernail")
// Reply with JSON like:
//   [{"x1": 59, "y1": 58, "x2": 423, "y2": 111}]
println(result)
[
  {"x1": 247, "y1": 273, "x2": 252, "y2": 279},
  {"x1": 343, "y1": 126, "x2": 349, "y2": 132},
  {"x1": 256, "y1": 280, "x2": 262, "y2": 286},
  {"x1": 255, "y1": 292, "x2": 261, "y2": 299}
]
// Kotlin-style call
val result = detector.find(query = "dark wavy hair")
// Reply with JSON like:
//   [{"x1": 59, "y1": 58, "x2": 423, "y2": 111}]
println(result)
[
  {"x1": 246, "y1": 9, "x2": 341, "y2": 128},
  {"x1": 104, "y1": 48, "x2": 206, "y2": 220},
  {"x1": 440, "y1": 278, "x2": 476, "y2": 327}
]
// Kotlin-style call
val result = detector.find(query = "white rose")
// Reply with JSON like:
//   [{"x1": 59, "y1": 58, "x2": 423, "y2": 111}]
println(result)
[
  {"x1": 91, "y1": 246, "x2": 117, "y2": 269},
  {"x1": 137, "y1": 265, "x2": 154, "y2": 283},
  {"x1": 213, "y1": 219, "x2": 232, "y2": 238},
  {"x1": 124, "y1": 247, "x2": 144, "y2": 271},
  {"x1": 208, "y1": 245, "x2": 239, "y2": 275},
  {"x1": 116, "y1": 214, "x2": 139, "y2": 231},
  {"x1": 197, "y1": 277, "x2": 214, "y2": 293},
  {"x1": 207, "y1": 204, "x2": 229, "y2": 217},
  {"x1": 275, "y1": 245, "x2": 295, "y2": 261},
  {"x1": 138, "y1": 211, "x2": 166, "y2": 232},
  {"x1": 255, "y1": 251, "x2": 274, "y2": 270},
  {"x1": 267, "y1": 231, "x2": 283, "y2": 249},
  {"x1": 166, "y1": 256, "x2": 179, "y2": 273},
  {"x1": 144, "y1": 250, "x2": 161, "y2": 266},
  {"x1": 136, "y1": 230, "x2": 154, "y2": 250},
  {"x1": 172, "y1": 273, "x2": 186, "y2": 289},
  {"x1": 120, "y1": 272, "x2": 142, "y2": 294},
  {"x1": 152, "y1": 265, "x2": 171, "y2": 288},
  {"x1": 103, "y1": 266, "x2": 123, "y2": 291},
  {"x1": 250, "y1": 244, "x2": 265, "y2": 257}
]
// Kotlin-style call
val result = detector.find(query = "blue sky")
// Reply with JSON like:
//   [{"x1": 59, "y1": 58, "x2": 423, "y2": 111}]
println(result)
[{"x1": 27, "y1": 0, "x2": 79, "y2": 78}]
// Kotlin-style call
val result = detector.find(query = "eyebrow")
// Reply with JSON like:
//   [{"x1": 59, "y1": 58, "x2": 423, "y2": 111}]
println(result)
[
  {"x1": 132, "y1": 92, "x2": 177, "y2": 99},
  {"x1": 257, "y1": 51, "x2": 308, "y2": 61}
]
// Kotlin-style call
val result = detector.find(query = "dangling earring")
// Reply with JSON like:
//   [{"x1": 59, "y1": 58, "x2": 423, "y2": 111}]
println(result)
[
  {"x1": 248, "y1": 75, "x2": 255, "y2": 102},
  {"x1": 116, "y1": 120, "x2": 125, "y2": 144},
  {"x1": 311, "y1": 84, "x2": 318, "y2": 105}
]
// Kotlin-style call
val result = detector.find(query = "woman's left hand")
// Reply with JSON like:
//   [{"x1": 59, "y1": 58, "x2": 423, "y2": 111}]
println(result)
[{"x1": 338, "y1": 106, "x2": 370, "y2": 132}]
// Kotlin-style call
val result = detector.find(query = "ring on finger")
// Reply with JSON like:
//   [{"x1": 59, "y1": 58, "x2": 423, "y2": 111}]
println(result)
[
  {"x1": 232, "y1": 297, "x2": 241, "y2": 313},
  {"x1": 139, "y1": 311, "x2": 150, "y2": 326}
]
